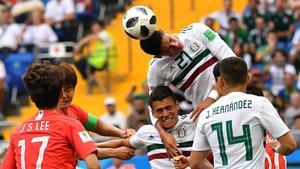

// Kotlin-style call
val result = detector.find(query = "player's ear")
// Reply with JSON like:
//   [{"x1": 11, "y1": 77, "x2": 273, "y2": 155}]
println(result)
[
  {"x1": 219, "y1": 76, "x2": 225, "y2": 87},
  {"x1": 175, "y1": 100, "x2": 180, "y2": 111},
  {"x1": 151, "y1": 108, "x2": 158, "y2": 118},
  {"x1": 246, "y1": 74, "x2": 250, "y2": 85}
]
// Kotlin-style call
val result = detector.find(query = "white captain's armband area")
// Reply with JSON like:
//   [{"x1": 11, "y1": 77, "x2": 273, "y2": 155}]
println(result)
[{"x1": 208, "y1": 89, "x2": 219, "y2": 100}]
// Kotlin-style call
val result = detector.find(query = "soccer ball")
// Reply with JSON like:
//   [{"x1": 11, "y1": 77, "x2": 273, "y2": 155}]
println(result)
[{"x1": 122, "y1": 6, "x2": 157, "y2": 40}]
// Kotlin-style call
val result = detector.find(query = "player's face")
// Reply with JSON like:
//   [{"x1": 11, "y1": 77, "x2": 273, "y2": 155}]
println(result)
[
  {"x1": 161, "y1": 34, "x2": 183, "y2": 56},
  {"x1": 61, "y1": 85, "x2": 74, "y2": 108},
  {"x1": 152, "y1": 97, "x2": 179, "y2": 129}
]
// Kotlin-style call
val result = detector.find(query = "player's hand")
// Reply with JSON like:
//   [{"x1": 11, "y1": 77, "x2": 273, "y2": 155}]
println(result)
[
  {"x1": 267, "y1": 135, "x2": 281, "y2": 153},
  {"x1": 190, "y1": 97, "x2": 215, "y2": 122},
  {"x1": 173, "y1": 155, "x2": 189, "y2": 169},
  {"x1": 74, "y1": 44, "x2": 81, "y2": 53},
  {"x1": 123, "y1": 128, "x2": 136, "y2": 138},
  {"x1": 113, "y1": 147, "x2": 135, "y2": 160},
  {"x1": 161, "y1": 131, "x2": 182, "y2": 158}
]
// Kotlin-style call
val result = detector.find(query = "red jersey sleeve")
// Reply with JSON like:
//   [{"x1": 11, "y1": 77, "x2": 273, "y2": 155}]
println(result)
[
  {"x1": 69, "y1": 104, "x2": 98, "y2": 131},
  {"x1": 1, "y1": 133, "x2": 17, "y2": 169},
  {"x1": 69, "y1": 104, "x2": 88, "y2": 124},
  {"x1": 66, "y1": 119, "x2": 97, "y2": 159}
]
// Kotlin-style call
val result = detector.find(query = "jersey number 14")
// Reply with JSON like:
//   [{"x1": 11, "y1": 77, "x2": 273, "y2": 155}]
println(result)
[
  {"x1": 212, "y1": 120, "x2": 253, "y2": 166},
  {"x1": 18, "y1": 136, "x2": 50, "y2": 169}
]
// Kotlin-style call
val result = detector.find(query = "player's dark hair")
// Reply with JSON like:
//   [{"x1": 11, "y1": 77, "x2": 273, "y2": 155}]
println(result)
[
  {"x1": 213, "y1": 61, "x2": 221, "y2": 81},
  {"x1": 57, "y1": 63, "x2": 77, "y2": 88},
  {"x1": 220, "y1": 57, "x2": 248, "y2": 86},
  {"x1": 246, "y1": 82, "x2": 263, "y2": 96},
  {"x1": 140, "y1": 31, "x2": 163, "y2": 55},
  {"x1": 149, "y1": 86, "x2": 176, "y2": 108},
  {"x1": 23, "y1": 63, "x2": 64, "y2": 109}
]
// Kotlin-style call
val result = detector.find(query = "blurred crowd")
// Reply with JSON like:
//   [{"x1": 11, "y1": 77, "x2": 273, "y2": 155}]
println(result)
[{"x1": 0, "y1": 0, "x2": 123, "y2": 121}]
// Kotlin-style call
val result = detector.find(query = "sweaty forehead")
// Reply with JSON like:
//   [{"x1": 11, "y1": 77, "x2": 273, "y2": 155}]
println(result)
[{"x1": 152, "y1": 97, "x2": 175, "y2": 109}]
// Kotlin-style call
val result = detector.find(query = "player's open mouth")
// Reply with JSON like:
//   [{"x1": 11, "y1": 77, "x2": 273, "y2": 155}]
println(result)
[
  {"x1": 163, "y1": 117, "x2": 173, "y2": 123},
  {"x1": 62, "y1": 100, "x2": 69, "y2": 105}
]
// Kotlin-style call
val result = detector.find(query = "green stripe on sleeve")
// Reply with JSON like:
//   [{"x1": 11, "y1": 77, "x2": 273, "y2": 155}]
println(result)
[
  {"x1": 84, "y1": 113, "x2": 98, "y2": 131},
  {"x1": 146, "y1": 141, "x2": 193, "y2": 152}
]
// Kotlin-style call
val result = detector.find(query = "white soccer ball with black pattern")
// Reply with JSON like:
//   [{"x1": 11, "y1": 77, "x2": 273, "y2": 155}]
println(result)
[{"x1": 122, "y1": 6, "x2": 157, "y2": 40}]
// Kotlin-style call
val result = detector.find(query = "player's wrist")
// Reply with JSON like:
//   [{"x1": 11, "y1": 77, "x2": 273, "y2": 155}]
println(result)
[{"x1": 208, "y1": 89, "x2": 219, "y2": 100}]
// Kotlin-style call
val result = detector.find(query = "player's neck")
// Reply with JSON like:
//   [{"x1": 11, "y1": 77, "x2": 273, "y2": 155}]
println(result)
[
  {"x1": 39, "y1": 106, "x2": 61, "y2": 114},
  {"x1": 223, "y1": 85, "x2": 246, "y2": 96}
]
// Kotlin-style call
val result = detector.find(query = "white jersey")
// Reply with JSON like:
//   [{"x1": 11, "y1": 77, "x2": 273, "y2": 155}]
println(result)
[
  {"x1": 148, "y1": 23, "x2": 235, "y2": 108},
  {"x1": 130, "y1": 114, "x2": 196, "y2": 169},
  {"x1": 192, "y1": 92, "x2": 290, "y2": 169}
]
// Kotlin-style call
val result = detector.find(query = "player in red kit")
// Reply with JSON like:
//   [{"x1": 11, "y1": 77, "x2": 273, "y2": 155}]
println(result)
[
  {"x1": 57, "y1": 63, "x2": 135, "y2": 160},
  {"x1": 1, "y1": 63, "x2": 100, "y2": 169}
]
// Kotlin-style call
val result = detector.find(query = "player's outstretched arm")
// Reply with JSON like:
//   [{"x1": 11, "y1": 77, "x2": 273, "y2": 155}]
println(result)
[
  {"x1": 96, "y1": 138, "x2": 134, "y2": 149},
  {"x1": 96, "y1": 147, "x2": 135, "y2": 160},
  {"x1": 271, "y1": 132, "x2": 297, "y2": 155},
  {"x1": 189, "y1": 150, "x2": 213, "y2": 169},
  {"x1": 95, "y1": 119, "x2": 134, "y2": 138},
  {"x1": 85, "y1": 153, "x2": 100, "y2": 169},
  {"x1": 155, "y1": 122, "x2": 182, "y2": 158}
]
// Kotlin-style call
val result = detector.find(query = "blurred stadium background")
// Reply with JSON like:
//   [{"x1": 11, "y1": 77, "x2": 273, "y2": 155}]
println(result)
[{"x1": 0, "y1": 0, "x2": 300, "y2": 168}]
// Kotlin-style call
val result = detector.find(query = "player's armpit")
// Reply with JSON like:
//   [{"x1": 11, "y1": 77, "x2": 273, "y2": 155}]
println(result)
[
  {"x1": 84, "y1": 153, "x2": 100, "y2": 169},
  {"x1": 275, "y1": 131, "x2": 297, "y2": 155}
]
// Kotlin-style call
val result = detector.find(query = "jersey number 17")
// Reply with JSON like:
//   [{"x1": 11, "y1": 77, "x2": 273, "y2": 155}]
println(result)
[
  {"x1": 18, "y1": 136, "x2": 50, "y2": 169},
  {"x1": 212, "y1": 120, "x2": 253, "y2": 166}
]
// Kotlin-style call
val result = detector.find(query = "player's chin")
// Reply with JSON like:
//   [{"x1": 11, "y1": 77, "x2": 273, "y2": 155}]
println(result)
[
  {"x1": 61, "y1": 102, "x2": 70, "y2": 108},
  {"x1": 162, "y1": 119, "x2": 176, "y2": 128}
]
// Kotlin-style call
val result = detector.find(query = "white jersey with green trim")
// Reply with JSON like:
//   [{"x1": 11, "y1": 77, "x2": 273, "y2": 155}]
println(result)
[
  {"x1": 193, "y1": 92, "x2": 290, "y2": 169},
  {"x1": 130, "y1": 114, "x2": 196, "y2": 169},
  {"x1": 147, "y1": 23, "x2": 236, "y2": 124}
]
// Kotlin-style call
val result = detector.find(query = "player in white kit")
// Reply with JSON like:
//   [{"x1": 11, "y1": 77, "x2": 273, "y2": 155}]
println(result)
[
  {"x1": 174, "y1": 57, "x2": 297, "y2": 169},
  {"x1": 140, "y1": 23, "x2": 236, "y2": 157},
  {"x1": 96, "y1": 86, "x2": 212, "y2": 169}
]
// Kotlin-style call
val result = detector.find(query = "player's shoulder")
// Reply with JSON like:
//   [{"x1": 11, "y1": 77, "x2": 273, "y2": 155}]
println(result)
[
  {"x1": 69, "y1": 104, "x2": 87, "y2": 114},
  {"x1": 55, "y1": 113, "x2": 83, "y2": 125},
  {"x1": 243, "y1": 93, "x2": 268, "y2": 103},
  {"x1": 135, "y1": 125, "x2": 160, "y2": 141},
  {"x1": 136, "y1": 125, "x2": 158, "y2": 137},
  {"x1": 138, "y1": 125, "x2": 156, "y2": 133}
]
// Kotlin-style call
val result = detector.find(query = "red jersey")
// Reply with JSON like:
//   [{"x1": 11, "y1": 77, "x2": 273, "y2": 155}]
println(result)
[
  {"x1": 265, "y1": 135, "x2": 287, "y2": 169},
  {"x1": 67, "y1": 104, "x2": 97, "y2": 131},
  {"x1": 1, "y1": 110, "x2": 97, "y2": 169}
]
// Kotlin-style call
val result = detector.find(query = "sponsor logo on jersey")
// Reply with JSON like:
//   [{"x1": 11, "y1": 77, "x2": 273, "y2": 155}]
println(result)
[
  {"x1": 170, "y1": 65, "x2": 176, "y2": 72},
  {"x1": 189, "y1": 42, "x2": 200, "y2": 53},
  {"x1": 177, "y1": 127, "x2": 187, "y2": 138},
  {"x1": 78, "y1": 131, "x2": 92, "y2": 143},
  {"x1": 149, "y1": 135, "x2": 154, "y2": 140}
]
